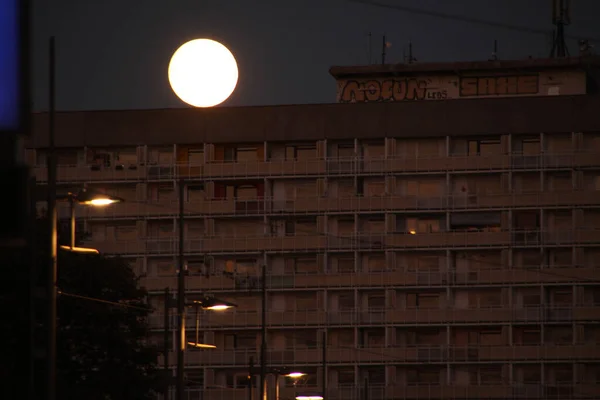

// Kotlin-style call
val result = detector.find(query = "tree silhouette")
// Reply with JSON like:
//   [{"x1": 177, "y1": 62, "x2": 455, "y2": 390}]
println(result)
[{"x1": 1, "y1": 217, "x2": 165, "y2": 399}]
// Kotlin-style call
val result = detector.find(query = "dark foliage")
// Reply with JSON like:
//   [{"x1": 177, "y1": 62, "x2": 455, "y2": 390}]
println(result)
[{"x1": 1, "y1": 218, "x2": 165, "y2": 399}]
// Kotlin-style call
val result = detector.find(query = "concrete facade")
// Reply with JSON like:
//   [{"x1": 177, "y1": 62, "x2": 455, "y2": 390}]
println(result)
[{"x1": 27, "y1": 57, "x2": 600, "y2": 400}]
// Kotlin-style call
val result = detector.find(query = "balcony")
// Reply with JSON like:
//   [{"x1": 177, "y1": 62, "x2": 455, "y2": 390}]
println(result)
[
  {"x1": 31, "y1": 150, "x2": 600, "y2": 185},
  {"x1": 200, "y1": 384, "x2": 525, "y2": 400},
  {"x1": 173, "y1": 344, "x2": 600, "y2": 368},
  {"x1": 148, "y1": 305, "x2": 600, "y2": 332},
  {"x1": 75, "y1": 190, "x2": 600, "y2": 222},
  {"x1": 33, "y1": 163, "x2": 148, "y2": 183}
]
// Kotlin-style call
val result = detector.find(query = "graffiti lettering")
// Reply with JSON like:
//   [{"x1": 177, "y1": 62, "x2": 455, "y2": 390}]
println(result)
[
  {"x1": 340, "y1": 79, "x2": 438, "y2": 103},
  {"x1": 459, "y1": 75, "x2": 539, "y2": 97}
]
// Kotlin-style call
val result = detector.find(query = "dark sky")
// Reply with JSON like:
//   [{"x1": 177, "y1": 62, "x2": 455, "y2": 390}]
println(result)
[{"x1": 33, "y1": 0, "x2": 600, "y2": 111}]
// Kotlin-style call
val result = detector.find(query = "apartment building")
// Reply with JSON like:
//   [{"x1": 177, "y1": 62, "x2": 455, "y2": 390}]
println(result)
[{"x1": 28, "y1": 57, "x2": 600, "y2": 400}]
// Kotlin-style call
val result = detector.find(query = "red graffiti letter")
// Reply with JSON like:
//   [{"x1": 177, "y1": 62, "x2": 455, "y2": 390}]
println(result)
[{"x1": 340, "y1": 81, "x2": 365, "y2": 103}]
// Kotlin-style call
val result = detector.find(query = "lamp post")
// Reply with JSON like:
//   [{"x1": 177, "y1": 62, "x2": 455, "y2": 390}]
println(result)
[
  {"x1": 275, "y1": 371, "x2": 306, "y2": 400},
  {"x1": 59, "y1": 189, "x2": 124, "y2": 253},
  {"x1": 175, "y1": 178, "x2": 237, "y2": 400}
]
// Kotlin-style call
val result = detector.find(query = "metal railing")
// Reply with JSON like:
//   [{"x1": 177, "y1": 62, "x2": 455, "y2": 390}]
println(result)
[
  {"x1": 146, "y1": 305, "x2": 600, "y2": 330},
  {"x1": 82, "y1": 229, "x2": 600, "y2": 256},
  {"x1": 30, "y1": 150, "x2": 599, "y2": 183}
]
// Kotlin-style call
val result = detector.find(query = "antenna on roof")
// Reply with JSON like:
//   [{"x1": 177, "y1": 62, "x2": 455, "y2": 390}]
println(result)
[
  {"x1": 405, "y1": 41, "x2": 416, "y2": 64},
  {"x1": 367, "y1": 32, "x2": 372, "y2": 64},
  {"x1": 381, "y1": 33, "x2": 387, "y2": 64},
  {"x1": 550, "y1": 0, "x2": 571, "y2": 58},
  {"x1": 489, "y1": 39, "x2": 498, "y2": 61}
]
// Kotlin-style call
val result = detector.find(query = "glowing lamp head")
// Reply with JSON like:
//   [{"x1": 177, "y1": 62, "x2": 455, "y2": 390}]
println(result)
[
  {"x1": 286, "y1": 372, "x2": 306, "y2": 379},
  {"x1": 168, "y1": 38, "x2": 238, "y2": 108},
  {"x1": 204, "y1": 304, "x2": 233, "y2": 311},
  {"x1": 84, "y1": 197, "x2": 118, "y2": 206}
]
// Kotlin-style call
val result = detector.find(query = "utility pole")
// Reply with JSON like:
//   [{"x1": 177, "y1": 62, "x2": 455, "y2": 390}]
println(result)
[
  {"x1": 47, "y1": 35, "x2": 57, "y2": 400},
  {"x1": 381, "y1": 34, "x2": 386, "y2": 64},
  {"x1": 248, "y1": 356, "x2": 254, "y2": 400},
  {"x1": 550, "y1": 0, "x2": 571, "y2": 57},
  {"x1": 164, "y1": 288, "x2": 171, "y2": 400},
  {"x1": 176, "y1": 178, "x2": 186, "y2": 400},
  {"x1": 322, "y1": 330, "x2": 327, "y2": 399},
  {"x1": 259, "y1": 263, "x2": 267, "y2": 400}
]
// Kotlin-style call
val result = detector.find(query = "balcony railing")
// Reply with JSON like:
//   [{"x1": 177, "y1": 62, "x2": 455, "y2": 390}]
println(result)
[
  {"x1": 186, "y1": 383, "x2": 600, "y2": 400},
  {"x1": 30, "y1": 150, "x2": 600, "y2": 183},
  {"x1": 146, "y1": 305, "x2": 600, "y2": 330},
  {"x1": 156, "y1": 344, "x2": 600, "y2": 367},
  {"x1": 76, "y1": 191, "x2": 600, "y2": 221},
  {"x1": 83, "y1": 229, "x2": 600, "y2": 255},
  {"x1": 141, "y1": 266, "x2": 598, "y2": 292}
]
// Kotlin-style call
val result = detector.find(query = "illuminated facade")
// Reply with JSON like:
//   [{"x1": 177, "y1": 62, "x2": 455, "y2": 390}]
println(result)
[{"x1": 28, "y1": 57, "x2": 600, "y2": 399}]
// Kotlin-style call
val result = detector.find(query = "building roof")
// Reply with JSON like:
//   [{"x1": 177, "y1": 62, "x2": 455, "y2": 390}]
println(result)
[
  {"x1": 329, "y1": 56, "x2": 600, "y2": 79},
  {"x1": 28, "y1": 94, "x2": 600, "y2": 148}
]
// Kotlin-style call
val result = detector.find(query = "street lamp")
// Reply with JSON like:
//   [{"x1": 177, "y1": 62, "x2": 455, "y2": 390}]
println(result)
[
  {"x1": 295, "y1": 395, "x2": 323, "y2": 400},
  {"x1": 58, "y1": 189, "x2": 124, "y2": 253},
  {"x1": 186, "y1": 296, "x2": 236, "y2": 349},
  {"x1": 280, "y1": 371, "x2": 306, "y2": 400}
]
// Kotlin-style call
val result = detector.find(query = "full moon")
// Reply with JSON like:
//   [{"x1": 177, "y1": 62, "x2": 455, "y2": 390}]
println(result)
[{"x1": 168, "y1": 39, "x2": 238, "y2": 108}]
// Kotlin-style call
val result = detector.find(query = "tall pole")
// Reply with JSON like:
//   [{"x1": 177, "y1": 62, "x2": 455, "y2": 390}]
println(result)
[
  {"x1": 69, "y1": 196, "x2": 75, "y2": 249},
  {"x1": 176, "y1": 178, "x2": 185, "y2": 400},
  {"x1": 259, "y1": 263, "x2": 267, "y2": 400},
  {"x1": 322, "y1": 330, "x2": 327, "y2": 399},
  {"x1": 29, "y1": 177, "x2": 37, "y2": 400},
  {"x1": 248, "y1": 356, "x2": 254, "y2": 400},
  {"x1": 164, "y1": 287, "x2": 170, "y2": 400},
  {"x1": 47, "y1": 35, "x2": 57, "y2": 400}
]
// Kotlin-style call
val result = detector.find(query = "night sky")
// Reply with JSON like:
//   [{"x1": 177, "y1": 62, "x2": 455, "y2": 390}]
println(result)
[{"x1": 33, "y1": 0, "x2": 600, "y2": 111}]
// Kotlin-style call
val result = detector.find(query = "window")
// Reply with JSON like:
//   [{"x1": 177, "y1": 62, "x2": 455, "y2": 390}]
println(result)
[
  {"x1": 224, "y1": 147, "x2": 236, "y2": 162},
  {"x1": 189, "y1": 147, "x2": 204, "y2": 164},
  {"x1": 296, "y1": 257, "x2": 318, "y2": 274},
  {"x1": 546, "y1": 326, "x2": 573, "y2": 344},
  {"x1": 407, "y1": 292, "x2": 440, "y2": 308},
  {"x1": 469, "y1": 139, "x2": 501, "y2": 156},
  {"x1": 337, "y1": 368, "x2": 355, "y2": 385},
  {"x1": 115, "y1": 224, "x2": 136, "y2": 240},
  {"x1": 361, "y1": 329, "x2": 385, "y2": 347},
  {"x1": 225, "y1": 333, "x2": 256, "y2": 349},
  {"x1": 367, "y1": 293, "x2": 385, "y2": 309},
  {"x1": 522, "y1": 293, "x2": 541, "y2": 306},
  {"x1": 480, "y1": 366, "x2": 503, "y2": 383},
  {"x1": 235, "y1": 374, "x2": 250, "y2": 388},
  {"x1": 364, "y1": 367, "x2": 385, "y2": 384},
  {"x1": 521, "y1": 138, "x2": 540, "y2": 155},
  {"x1": 480, "y1": 329, "x2": 502, "y2": 345},
  {"x1": 187, "y1": 184, "x2": 205, "y2": 201},
  {"x1": 337, "y1": 144, "x2": 355, "y2": 158},
  {"x1": 156, "y1": 261, "x2": 174, "y2": 277},
  {"x1": 295, "y1": 293, "x2": 317, "y2": 310},
  {"x1": 338, "y1": 257, "x2": 354, "y2": 273},
  {"x1": 293, "y1": 330, "x2": 316, "y2": 347},
  {"x1": 236, "y1": 185, "x2": 258, "y2": 199},
  {"x1": 236, "y1": 146, "x2": 258, "y2": 162},
  {"x1": 285, "y1": 144, "x2": 316, "y2": 160},
  {"x1": 407, "y1": 368, "x2": 440, "y2": 384},
  {"x1": 551, "y1": 290, "x2": 572, "y2": 305},
  {"x1": 157, "y1": 183, "x2": 173, "y2": 201},
  {"x1": 406, "y1": 217, "x2": 442, "y2": 233},
  {"x1": 187, "y1": 260, "x2": 206, "y2": 276},
  {"x1": 522, "y1": 365, "x2": 541, "y2": 383},
  {"x1": 367, "y1": 254, "x2": 386, "y2": 272},
  {"x1": 338, "y1": 293, "x2": 355, "y2": 310},
  {"x1": 522, "y1": 329, "x2": 541, "y2": 344}
]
